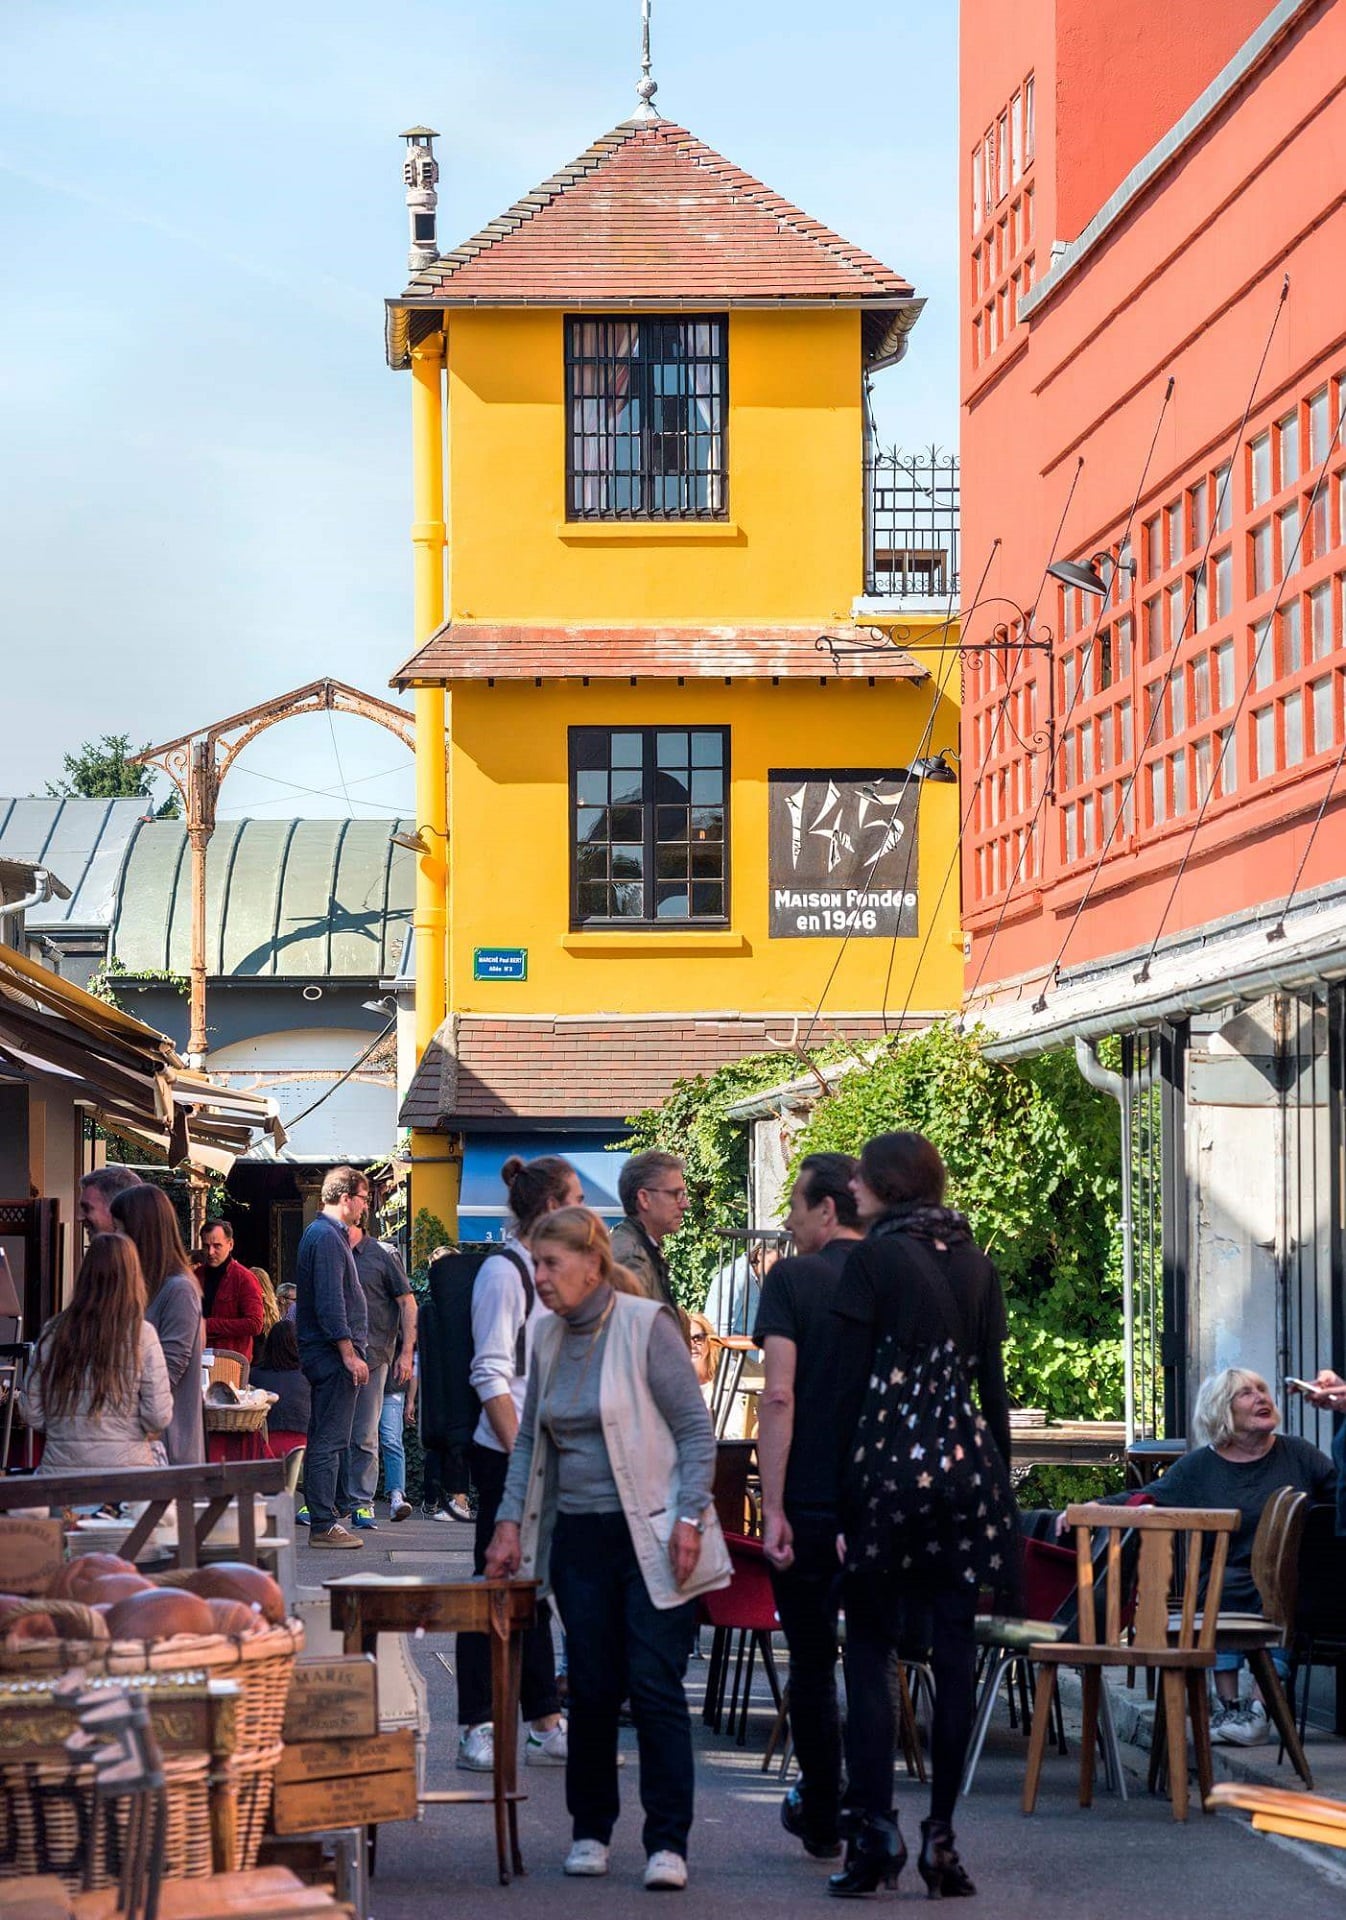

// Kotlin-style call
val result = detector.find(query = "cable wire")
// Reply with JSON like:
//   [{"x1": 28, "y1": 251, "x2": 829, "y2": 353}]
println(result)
[
  {"x1": 279, "y1": 1017, "x2": 398, "y2": 1132},
  {"x1": 965, "y1": 374, "x2": 1177, "y2": 1011},
  {"x1": 1035, "y1": 276, "x2": 1289, "y2": 1009},
  {"x1": 1140, "y1": 381, "x2": 1346, "y2": 970}
]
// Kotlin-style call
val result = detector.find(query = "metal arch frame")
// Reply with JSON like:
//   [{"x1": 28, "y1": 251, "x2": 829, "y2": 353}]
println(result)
[{"x1": 135, "y1": 679, "x2": 420, "y2": 1072}]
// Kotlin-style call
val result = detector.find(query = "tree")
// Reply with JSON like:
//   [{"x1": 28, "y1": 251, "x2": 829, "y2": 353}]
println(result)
[{"x1": 45, "y1": 736, "x2": 179, "y2": 817}]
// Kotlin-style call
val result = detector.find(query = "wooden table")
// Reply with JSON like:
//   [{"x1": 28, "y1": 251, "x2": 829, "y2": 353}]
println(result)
[
  {"x1": 323, "y1": 1574, "x2": 538, "y2": 1885},
  {"x1": 714, "y1": 1439, "x2": 757, "y2": 1537},
  {"x1": 0, "y1": 1458, "x2": 286, "y2": 1567},
  {"x1": 1009, "y1": 1421, "x2": 1128, "y2": 1470}
]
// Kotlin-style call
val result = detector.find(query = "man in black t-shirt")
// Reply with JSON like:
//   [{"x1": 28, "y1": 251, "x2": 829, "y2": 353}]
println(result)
[{"x1": 753, "y1": 1153, "x2": 863, "y2": 1861}]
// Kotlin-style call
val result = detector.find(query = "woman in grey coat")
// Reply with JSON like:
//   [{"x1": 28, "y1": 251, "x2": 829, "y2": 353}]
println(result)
[
  {"x1": 21, "y1": 1233, "x2": 172, "y2": 1473},
  {"x1": 112, "y1": 1184, "x2": 205, "y2": 1464}
]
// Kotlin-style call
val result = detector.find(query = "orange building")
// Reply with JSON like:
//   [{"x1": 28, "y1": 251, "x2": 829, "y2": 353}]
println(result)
[{"x1": 959, "y1": 1, "x2": 1346, "y2": 1433}]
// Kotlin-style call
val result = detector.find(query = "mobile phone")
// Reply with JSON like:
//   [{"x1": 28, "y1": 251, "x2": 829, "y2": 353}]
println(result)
[{"x1": 1285, "y1": 1376, "x2": 1334, "y2": 1393}]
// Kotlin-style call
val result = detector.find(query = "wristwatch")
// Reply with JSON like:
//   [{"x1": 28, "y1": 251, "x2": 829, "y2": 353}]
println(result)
[{"x1": 676, "y1": 1514, "x2": 705, "y2": 1533}]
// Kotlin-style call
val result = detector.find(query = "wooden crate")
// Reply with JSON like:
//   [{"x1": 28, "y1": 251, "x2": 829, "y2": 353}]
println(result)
[
  {"x1": 281, "y1": 1658, "x2": 377, "y2": 1744},
  {"x1": 272, "y1": 1733, "x2": 416, "y2": 1836}
]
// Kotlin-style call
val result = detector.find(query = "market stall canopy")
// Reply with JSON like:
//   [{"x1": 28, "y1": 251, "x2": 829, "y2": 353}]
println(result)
[{"x1": 0, "y1": 940, "x2": 284, "y2": 1171}]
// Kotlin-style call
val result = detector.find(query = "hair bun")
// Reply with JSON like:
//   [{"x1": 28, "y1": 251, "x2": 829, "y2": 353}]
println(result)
[{"x1": 500, "y1": 1155, "x2": 526, "y2": 1189}]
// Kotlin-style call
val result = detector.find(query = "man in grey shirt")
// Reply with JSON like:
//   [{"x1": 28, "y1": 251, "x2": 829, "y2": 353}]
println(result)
[{"x1": 345, "y1": 1226, "x2": 417, "y2": 1528}]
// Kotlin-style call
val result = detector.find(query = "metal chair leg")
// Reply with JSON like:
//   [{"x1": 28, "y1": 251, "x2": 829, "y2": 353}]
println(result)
[
  {"x1": 1098, "y1": 1676, "x2": 1127, "y2": 1800},
  {"x1": 961, "y1": 1646, "x2": 1011, "y2": 1796}
]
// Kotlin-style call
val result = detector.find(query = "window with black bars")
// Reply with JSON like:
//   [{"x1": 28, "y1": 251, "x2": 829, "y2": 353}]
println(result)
[
  {"x1": 571, "y1": 727, "x2": 729, "y2": 926},
  {"x1": 566, "y1": 317, "x2": 727, "y2": 519}
]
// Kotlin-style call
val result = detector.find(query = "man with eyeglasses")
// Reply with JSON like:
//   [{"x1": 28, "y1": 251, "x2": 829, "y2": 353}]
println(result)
[{"x1": 610, "y1": 1151, "x2": 688, "y2": 1313}]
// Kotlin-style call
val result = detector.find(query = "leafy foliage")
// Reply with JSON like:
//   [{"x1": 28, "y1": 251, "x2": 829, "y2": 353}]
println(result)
[
  {"x1": 793, "y1": 1024, "x2": 1124, "y2": 1418},
  {"x1": 87, "y1": 958, "x2": 189, "y2": 1010},
  {"x1": 46, "y1": 735, "x2": 179, "y2": 816}
]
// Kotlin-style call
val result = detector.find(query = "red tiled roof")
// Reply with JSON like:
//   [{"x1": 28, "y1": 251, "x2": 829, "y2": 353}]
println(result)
[
  {"x1": 400, "y1": 1013, "x2": 907, "y2": 1128},
  {"x1": 392, "y1": 624, "x2": 924, "y2": 687},
  {"x1": 386, "y1": 115, "x2": 920, "y2": 368}
]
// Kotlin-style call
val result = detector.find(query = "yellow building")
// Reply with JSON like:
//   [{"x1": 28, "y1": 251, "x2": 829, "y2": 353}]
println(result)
[{"x1": 386, "y1": 83, "x2": 962, "y2": 1234}]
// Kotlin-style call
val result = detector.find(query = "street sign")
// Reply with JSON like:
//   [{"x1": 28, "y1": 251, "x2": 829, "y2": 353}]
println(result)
[{"x1": 473, "y1": 947, "x2": 528, "y2": 981}]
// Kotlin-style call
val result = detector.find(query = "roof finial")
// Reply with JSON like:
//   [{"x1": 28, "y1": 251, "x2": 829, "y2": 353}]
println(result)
[{"x1": 633, "y1": 0, "x2": 659, "y2": 119}]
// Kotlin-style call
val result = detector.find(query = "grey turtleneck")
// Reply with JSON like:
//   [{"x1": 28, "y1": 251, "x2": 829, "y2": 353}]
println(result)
[{"x1": 499, "y1": 1284, "x2": 716, "y2": 1522}]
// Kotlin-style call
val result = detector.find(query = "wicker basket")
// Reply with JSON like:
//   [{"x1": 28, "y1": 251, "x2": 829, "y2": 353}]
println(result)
[
  {"x1": 204, "y1": 1394, "x2": 277, "y2": 1435},
  {"x1": 1, "y1": 1748, "x2": 212, "y2": 1892}
]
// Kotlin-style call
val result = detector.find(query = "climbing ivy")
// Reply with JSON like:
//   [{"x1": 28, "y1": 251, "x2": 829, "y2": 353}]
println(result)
[{"x1": 621, "y1": 1023, "x2": 1124, "y2": 1420}]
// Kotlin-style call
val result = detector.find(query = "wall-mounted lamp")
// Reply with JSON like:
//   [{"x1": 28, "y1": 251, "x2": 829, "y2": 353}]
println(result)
[
  {"x1": 363, "y1": 997, "x2": 396, "y2": 1017},
  {"x1": 390, "y1": 829, "x2": 430, "y2": 855},
  {"x1": 910, "y1": 750, "x2": 958, "y2": 785},
  {"x1": 1047, "y1": 552, "x2": 1137, "y2": 599}
]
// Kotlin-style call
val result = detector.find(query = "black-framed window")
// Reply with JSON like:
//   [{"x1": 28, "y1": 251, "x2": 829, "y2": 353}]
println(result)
[
  {"x1": 565, "y1": 317, "x2": 727, "y2": 520},
  {"x1": 571, "y1": 727, "x2": 729, "y2": 926}
]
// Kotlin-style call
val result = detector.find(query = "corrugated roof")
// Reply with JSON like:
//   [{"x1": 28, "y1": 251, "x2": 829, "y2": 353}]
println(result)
[
  {"x1": 392, "y1": 624, "x2": 925, "y2": 687},
  {"x1": 0, "y1": 797, "x2": 147, "y2": 930},
  {"x1": 386, "y1": 115, "x2": 921, "y2": 369},
  {"x1": 112, "y1": 818, "x2": 415, "y2": 980}
]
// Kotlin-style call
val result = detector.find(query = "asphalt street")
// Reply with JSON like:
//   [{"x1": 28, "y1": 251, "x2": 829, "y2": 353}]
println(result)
[{"x1": 295, "y1": 1511, "x2": 1342, "y2": 1919}]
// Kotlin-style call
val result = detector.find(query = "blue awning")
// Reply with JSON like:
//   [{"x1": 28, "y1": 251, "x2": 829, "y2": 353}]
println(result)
[{"x1": 459, "y1": 1130, "x2": 628, "y2": 1242}]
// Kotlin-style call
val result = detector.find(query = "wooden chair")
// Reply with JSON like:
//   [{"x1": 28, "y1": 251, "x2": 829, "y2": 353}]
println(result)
[
  {"x1": 209, "y1": 1351, "x2": 250, "y2": 1392},
  {"x1": 1022, "y1": 1502, "x2": 1238, "y2": 1821},
  {"x1": 1162, "y1": 1486, "x2": 1312, "y2": 1788},
  {"x1": 1287, "y1": 1501, "x2": 1346, "y2": 1743}
]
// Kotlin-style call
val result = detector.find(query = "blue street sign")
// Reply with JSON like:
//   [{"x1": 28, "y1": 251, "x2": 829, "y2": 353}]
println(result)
[{"x1": 473, "y1": 947, "x2": 528, "y2": 981}]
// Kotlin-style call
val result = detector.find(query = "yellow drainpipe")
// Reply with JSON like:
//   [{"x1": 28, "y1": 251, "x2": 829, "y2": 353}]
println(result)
[{"x1": 408, "y1": 329, "x2": 460, "y2": 1236}]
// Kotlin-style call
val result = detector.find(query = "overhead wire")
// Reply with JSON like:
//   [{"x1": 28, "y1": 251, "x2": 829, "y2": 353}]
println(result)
[
  {"x1": 1034, "y1": 275, "x2": 1290, "y2": 1010},
  {"x1": 1138, "y1": 378, "x2": 1346, "y2": 973},
  {"x1": 964, "y1": 374, "x2": 1177, "y2": 1011},
  {"x1": 279, "y1": 1017, "x2": 398, "y2": 1132},
  {"x1": 326, "y1": 709, "x2": 356, "y2": 818},
  {"x1": 883, "y1": 454, "x2": 1089, "y2": 1041}
]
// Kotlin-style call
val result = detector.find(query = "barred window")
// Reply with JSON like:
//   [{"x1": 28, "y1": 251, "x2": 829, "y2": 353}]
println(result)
[
  {"x1": 570, "y1": 727, "x2": 729, "y2": 926},
  {"x1": 566, "y1": 317, "x2": 727, "y2": 520}
]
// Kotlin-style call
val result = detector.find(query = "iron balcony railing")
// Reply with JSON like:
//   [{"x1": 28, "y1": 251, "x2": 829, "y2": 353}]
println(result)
[{"x1": 866, "y1": 445, "x2": 960, "y2": 601}]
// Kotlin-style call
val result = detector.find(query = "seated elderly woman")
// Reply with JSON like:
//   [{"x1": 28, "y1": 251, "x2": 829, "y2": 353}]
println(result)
[
  {"x1": 485, "y1": 1206, "x2": 731, "y2": 1894},
  {"x1": 1120, "y1": 1368, "x2": 1335, "y2": 1746}
]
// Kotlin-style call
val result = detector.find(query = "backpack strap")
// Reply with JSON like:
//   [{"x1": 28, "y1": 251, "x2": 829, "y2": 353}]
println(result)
[
  {"x1": 497, "y1": 1245, "x2": 534, "y2": 1376},
  {"x1": 887, "y1": 1231, "x2": 971, "y2": 1354}
]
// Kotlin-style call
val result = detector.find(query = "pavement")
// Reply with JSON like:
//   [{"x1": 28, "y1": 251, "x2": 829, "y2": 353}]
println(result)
[{"x1": 292, "y1": 1507, "x2": 1346, "y2": 1918}]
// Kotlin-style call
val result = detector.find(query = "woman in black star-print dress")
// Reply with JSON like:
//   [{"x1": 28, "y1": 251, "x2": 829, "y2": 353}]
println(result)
[{"x1": 829, "y1": 1131, "x2": 1014, "y2": 1901}]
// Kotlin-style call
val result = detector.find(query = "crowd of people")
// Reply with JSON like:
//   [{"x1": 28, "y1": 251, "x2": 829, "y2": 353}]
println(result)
[{"x1": 18, "y1": 1136, "x2": 1346, "y2": 1901}]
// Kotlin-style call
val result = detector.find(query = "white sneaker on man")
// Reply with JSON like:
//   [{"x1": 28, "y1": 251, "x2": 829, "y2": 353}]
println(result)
[
  {"x1": 525, "y1": 1720, "x2": 568, "y2": 1765},
  {"x1": 644, "y1": 1851, "x2": 688, "y2": 1891},
  {"x1": 457, "y1": 1723, "x2": 494, "y2": 1772},
  {"x1": 1216, "y1": 1700, "x2": 1269, "y2": 1746},
  {"x1": 389, "y1": 1491, "x2": 412, "y2": 1522},
  {"x1": 564, "y1": 1840, "x2": 610, "y2": 1877}
]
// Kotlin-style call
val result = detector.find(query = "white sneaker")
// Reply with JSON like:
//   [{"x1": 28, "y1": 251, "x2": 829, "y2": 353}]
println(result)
[
  {"x1": 525, "y1": 1719, "x2": 568, "y2": 1765},
  {"x1": 1216, "y1": 1700, "x2": 1269, "y2": 1746},
  {"x1": 644, "y1": 1851, "x2": 688, "y2": 1891},
  {"x1": 564, "y1": 1840, "x2": 610, "y2": 1877},
  {"x1": 389, "y1": 1492, "x2": 412, "y2": 1522},
  {"x1": 457, "y1": 1723, "x2": 494, "y2": 1771}
]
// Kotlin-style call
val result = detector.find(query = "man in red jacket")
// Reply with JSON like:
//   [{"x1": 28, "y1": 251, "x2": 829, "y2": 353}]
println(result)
[{"x1": 196, "y1": 1220, "x2": 266, "y2": 1362}]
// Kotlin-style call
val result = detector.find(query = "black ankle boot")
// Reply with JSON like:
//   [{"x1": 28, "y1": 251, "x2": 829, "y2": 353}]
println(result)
[
  {"x1": 917, "y1": 1819, "x2": 975, "y2": 1899},
  {"x1": 781, "y1": 1784, "x2": 842, "y2": 1859},
  {"x1": 826, "y1": 1813, "x2": 906, "y2": 1898}
]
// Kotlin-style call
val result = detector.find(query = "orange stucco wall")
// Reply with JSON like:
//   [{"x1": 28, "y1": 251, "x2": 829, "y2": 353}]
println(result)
[
  {"x1": 1054, "y1": 0, "x2": 1272, "y2": 241},
  {"x1": 960, "y1": 0, "x2": 1346, "y2": 997}
]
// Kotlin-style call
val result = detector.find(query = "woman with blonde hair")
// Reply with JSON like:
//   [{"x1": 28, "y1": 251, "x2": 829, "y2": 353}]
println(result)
[
  {"x1": 487, "y1": 1206, "x2": 729, "y2": 1893},
  {"x1": 251, "y1": 1267, "x2": 281, "y2": 1336},
  {"x1": 111, "y1": 1184, "x2": 205, "y2": 1464},
  {"x1": 1121, "y1": 1366, "x2": 1334, "y2": 1745},
  {"x1": 21, "y1": 1233, "x2": 172, "y2": 1472}
]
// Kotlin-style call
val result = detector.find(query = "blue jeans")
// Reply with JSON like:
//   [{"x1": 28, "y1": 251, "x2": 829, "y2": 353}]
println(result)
[
  {"x1": 347, "y1": 1361, "x2": 389, "y2": 1507},
  {"x1": 300, "y1": 1345, "x2": 359, "y2": 1531},
  {"x1": 549, "y1": 1510, "x2": 697, "y2": 1858},
  {"x1": 1215, "y1": 1646, "x2": 1290, "y2": 1678},
  {"x1": 379, "y1": 1390, "x2": 406, "y2": 1499}
]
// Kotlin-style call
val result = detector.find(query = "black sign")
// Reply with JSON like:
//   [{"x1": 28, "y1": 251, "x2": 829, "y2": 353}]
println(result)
[{"x1": 767, "y1": 768, "x2": 919, "y2": 939}]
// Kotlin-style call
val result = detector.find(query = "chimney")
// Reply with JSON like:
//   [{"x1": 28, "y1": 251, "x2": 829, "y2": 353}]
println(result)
[{"x1": 401, "y1": 127, "x2": 440, "y2": 272}]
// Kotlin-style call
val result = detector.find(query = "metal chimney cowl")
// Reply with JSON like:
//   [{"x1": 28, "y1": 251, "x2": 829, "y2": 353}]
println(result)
[{"x1": 401, "y1": 126, "x2": 440, "y2": 272}]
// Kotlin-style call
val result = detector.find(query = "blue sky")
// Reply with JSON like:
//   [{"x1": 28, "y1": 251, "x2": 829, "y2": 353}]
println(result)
[{"x1": 0, "y1": 1, "x2": 957, "y2": 819}]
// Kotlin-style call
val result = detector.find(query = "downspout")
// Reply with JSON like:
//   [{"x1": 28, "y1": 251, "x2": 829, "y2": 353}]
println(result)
[
  {"x1": 1074, "y1": 1035, "x2": 1136, "y2": 1445},
  {"x1": 3, "y1": 870, "x2": 58, "y2": 917}
]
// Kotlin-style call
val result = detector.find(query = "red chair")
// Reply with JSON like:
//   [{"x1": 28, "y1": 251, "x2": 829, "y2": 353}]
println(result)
[
  {"x1": 700, "y1": 1532, "x2": 783, "y2": 1746},
  {"x1": 961, "y1": 1536, "x2": 1081, "y2": 1796}
]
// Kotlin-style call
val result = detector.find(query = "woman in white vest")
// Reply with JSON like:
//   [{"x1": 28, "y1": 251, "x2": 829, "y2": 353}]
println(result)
[{"x1": 486, "y1": 1206, "x2": 730, "y2": 1894}]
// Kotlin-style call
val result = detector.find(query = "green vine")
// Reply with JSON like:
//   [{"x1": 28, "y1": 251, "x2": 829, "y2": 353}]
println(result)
[{"x1": 87, "y1": 958, "x2": 189, "y2": 1011}]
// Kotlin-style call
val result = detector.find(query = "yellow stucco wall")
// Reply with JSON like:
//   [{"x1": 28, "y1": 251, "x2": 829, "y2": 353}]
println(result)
[
  {"x1": 444, "y1": 308, "x2": 865, "y2": 622},
  {"x1": 446, "y1": 675, "x2": 963, "y2": 1018}
]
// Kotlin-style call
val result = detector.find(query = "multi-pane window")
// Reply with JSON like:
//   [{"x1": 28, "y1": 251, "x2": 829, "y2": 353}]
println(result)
[
  {"x1": 566, "y1": 317, "x2": 727, "y2": 520},
  {"x1": 969, "y1": 71, "x2": 1036, "y2": 371},
  {"x1": 570, "y1": 727, "x2": 728, "y2": 927}
]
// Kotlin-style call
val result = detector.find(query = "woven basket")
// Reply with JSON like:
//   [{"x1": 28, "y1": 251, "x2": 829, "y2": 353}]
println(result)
[
  {"x1": 204, "y1": 1399, "x2": 275, "y2": 1435},
  {"x1": 1, "y1": 1749, "x2": 212, "y2": 1892},
  {"x1": 223, "y1": 1740, "x2": 285, "y2": 1871}
]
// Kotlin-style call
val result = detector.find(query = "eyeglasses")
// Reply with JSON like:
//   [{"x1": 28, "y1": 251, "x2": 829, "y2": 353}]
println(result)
[
  {"x1": 646, "y1": 1187, "x2": 689, "y2": 1203},
  {"x1": 689, "y1": 1332, "x2": 709, "y2": 1346}
]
